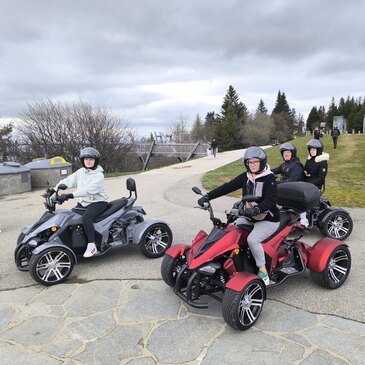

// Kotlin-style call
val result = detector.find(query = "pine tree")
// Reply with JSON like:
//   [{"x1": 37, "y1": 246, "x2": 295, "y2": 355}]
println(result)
[
  {"x1": 306, "y1": 106, "x2": 320, "y2": 132},
  {"x1": 256, "y1": 99, "x2": 268, "y2": 115},
  {"x1": 190, "y1": 114, "x2": 205, "y2": 142}
]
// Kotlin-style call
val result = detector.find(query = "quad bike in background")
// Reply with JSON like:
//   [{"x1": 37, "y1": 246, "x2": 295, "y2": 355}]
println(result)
[
  {"x1": 161, "y1": 184, "x2": 351, "y2": 330},
  {"x1": 15, "y1": 178, "x2": 172, "y2": 286},
  {"x1": 277, "y1": 182, "x2": 353, "y2": 241}
]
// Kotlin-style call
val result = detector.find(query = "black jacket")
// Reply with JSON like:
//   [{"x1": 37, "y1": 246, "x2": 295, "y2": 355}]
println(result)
[
  {"x1": 207, "y1": 171, "x2": 280, "y2": 222},
  {"x1": 304, "y1": 152, "x2": 329, "y2": 189},
  {"x1": 331, "y1": 128, "x2": 340, "y2": 138},
  {"x1": 314, "y1": 130, "x2": 322, "y2": 139},
  {"x1": 272, "y1": 157, "x2": 304, "y2": 183}
]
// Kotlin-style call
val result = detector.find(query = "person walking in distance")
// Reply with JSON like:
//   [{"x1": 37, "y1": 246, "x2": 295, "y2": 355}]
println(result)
[
  {"x1": 331, "y1": 126, "x2": 341, "y2": 149},
  {"x1": 313, "y1": 127, "x2": 323, "y2": 140},
  {"x1": 211, "y1": 138, "x2": 218, "y2": 158}
]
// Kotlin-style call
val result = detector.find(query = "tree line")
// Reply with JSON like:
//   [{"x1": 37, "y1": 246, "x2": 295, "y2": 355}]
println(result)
[
  {"x1": 306, "y1": 96, "x2": 365, "y2": 133},
  {"x1": 1, "y1": 89, "x2": 364, "y2": 172}
]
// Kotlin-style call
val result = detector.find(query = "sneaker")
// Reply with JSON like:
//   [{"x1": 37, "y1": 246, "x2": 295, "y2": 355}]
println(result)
[
  {"x1": 300, "y1": 218, "x2": 309, "y2": 228},
  {"x1": 258, "y1": 271, "x2": 270, "y2": 286},
  {"x1": 83, "y1": 243, "x2": 97, "y2": 258}
]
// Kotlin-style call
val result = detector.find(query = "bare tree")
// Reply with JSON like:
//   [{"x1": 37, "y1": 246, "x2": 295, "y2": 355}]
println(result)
[
  {"x1": 17, "y1": 99, "x2": 135, "y2": 172},
  {"x1": 242, "y1": 113, "x2": 275, "y2": 146},
  {"x1": 168, "y1": 114, "x2": 191, "y2": 143}
]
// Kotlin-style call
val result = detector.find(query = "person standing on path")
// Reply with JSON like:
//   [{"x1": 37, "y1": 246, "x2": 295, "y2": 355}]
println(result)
[
  {"x1": 211, "y1": 139, "x2": 218, "y2": 158},
  {"x1": 331, "y1": 126, "x2": 341, "y2": 149}
]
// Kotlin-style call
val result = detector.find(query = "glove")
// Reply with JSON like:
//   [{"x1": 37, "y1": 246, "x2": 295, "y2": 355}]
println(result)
[
  {"x1": 198, "y1": 194, "x2": 210, "y2": 207},
  {"x1": 244, "y1": 206, "x2": 260, "y2": 218},
  {"x1": 43, "y1": 188, "x2": 55, "y2": 198},
  {"x1": 57, "y1": 193, "x2": 74, "y2": 204}
]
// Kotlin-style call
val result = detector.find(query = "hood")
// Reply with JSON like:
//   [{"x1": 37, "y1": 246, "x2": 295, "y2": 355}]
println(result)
[{"x1": 307, "y1": 152, "x2": 330, "y2": 163}]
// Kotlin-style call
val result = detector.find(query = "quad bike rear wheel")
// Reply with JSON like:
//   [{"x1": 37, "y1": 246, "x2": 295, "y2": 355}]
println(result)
[
  {"x1": 29, "y1": 246, "x2": 75, "y2": 286},
  {"x1": 319, "y1": 211, "x2": 353, "y2": 241},
  {"x1": 310, "y1": 246, "x2": 351, "y2": 289},
  {"x1": 222, "y1": 279, "x2": 265, "y2": 330},
  {"x1": 140, "y1": 223, "x2": 173, "y2": 258}
]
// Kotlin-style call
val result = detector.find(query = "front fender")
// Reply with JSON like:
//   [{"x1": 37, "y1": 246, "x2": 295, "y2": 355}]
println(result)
[
  {"x1": 31, "y1": 238, "x2": 77, "y2": 264},
  {"x1": 132, "y1": 218, "x2": 170, "y2": 244},
  {"x1": 165, "y1": 244, "x2": 191, "y2": 259},
  {"x1": 225, "y1": 272, "x2": 267, "y2": 299},
  {"x1": 308, "y1": 237, "x2": 348, "y2": 272}
]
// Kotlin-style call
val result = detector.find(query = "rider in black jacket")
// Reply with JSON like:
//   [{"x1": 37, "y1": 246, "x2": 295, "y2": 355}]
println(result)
[
  {"x1": 304, "y1": 139, "x2": 329, "y2": 190},
  {"x1": 197, "y1": 147, "x2": 280, "y2": 286},
  {"x1": 272, "y1": 143, "x2": 304, "y2": 183}
]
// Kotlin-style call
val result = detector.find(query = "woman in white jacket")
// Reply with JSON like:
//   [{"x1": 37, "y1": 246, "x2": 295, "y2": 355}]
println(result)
[{"x1": 51, "y1": 147, "x2": 108, "y2": 257}]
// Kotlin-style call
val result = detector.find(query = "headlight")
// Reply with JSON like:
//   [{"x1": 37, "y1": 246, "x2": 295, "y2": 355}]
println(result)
[{"x1": 28, "y1": 239, "x2": 38, "y2": 248}]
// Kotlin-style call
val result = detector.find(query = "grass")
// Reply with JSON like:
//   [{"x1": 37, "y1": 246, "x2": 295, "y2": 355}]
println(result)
[{"x1": 201, "y1": 134, "x2": 365, "y2": 208}]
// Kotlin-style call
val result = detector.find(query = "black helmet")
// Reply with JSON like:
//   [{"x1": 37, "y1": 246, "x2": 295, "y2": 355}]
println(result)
[
  {"x1": 80, "y1": 147, "x2": 100, "y2": 169},
  {"x1": 280, "y1": 143, "x2": 296, "y2": 158},
  {"x1": 306, "y1": 139, "x2": 323, "y2": 155},
  {"x1": 243, "y1": 147, "x2": 267, "y2": 173}
]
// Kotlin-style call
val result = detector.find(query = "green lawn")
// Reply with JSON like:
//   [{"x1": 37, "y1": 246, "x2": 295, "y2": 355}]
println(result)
[{"x1": 201, "y1": 134, "x2": 365, "y2": 208}]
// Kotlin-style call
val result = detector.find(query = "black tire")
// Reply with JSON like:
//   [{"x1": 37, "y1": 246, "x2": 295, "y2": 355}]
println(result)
[
  {"x1": 161, "y1": 254, "x2": 179, "y2": 287},
  {"x1": 139, "y1": 223, "x2": 173, "y2": 258},
  {"x1": 319, "y1": 211, "x2": 353, "y2": 241},
  {"x1": 29, "y1": 246, "x2": 75, "y2": 286},
  {"x1": 222, "y1": 279, "x2": 265, "y2": 330},
  {"x1": 14, "y1": 243, "x2": 31, "y2": 271},
  {"x1": 310, "y1": 246, "x2": 351, "y2": 289}
]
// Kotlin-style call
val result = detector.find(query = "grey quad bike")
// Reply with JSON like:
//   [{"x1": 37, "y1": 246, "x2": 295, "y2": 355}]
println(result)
[{"x1": 15, "y1": 178, "x2": 173, "y2": 286}]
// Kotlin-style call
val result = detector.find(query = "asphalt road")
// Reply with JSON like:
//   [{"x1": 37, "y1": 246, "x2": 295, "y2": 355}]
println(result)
[{"x1": 1, "y1": 148, "x2": 364, "y2": 323}]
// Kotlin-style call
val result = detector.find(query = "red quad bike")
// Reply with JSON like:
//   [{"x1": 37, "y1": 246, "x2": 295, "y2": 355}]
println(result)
[{"x1": 161, "y1": 183, "x2": 351, "y2": 331}]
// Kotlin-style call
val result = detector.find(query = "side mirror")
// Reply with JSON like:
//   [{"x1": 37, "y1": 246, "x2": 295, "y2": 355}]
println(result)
[
  {"x1": 126, "y1": 178, "x2": 136, "y2": 192},
  {"x1": 192, "y1": 187, "x2": 202, "y2": 195},
  {"x1": 57, "y1": 184, "x2": 67, "y2": 191}
]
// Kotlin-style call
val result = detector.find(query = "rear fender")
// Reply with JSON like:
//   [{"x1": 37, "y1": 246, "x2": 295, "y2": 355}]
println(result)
[
  {"x1": 225, "y1": 272, "x2": 267, "y2": 299},
  {"x1": 165, "y1": 244, "x2": 191, "y2": 259},
  {"x1": 317, "y1": 207, "x2": 350, "y2": 228},
  {"x1": 131, "y1": 218, "x2": 170, "y2": 244},
  {"x1": 308, "y1": 237, "x2": 348, "y2": 272}
]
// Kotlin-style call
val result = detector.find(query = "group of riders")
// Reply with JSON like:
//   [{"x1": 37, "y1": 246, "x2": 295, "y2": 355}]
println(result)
[
  {"x1": 198, "y1": 139, "x2": 329, "y2": 285},
  {"x1": 46, "y1": 138, "x2": 328, "y2": 286}
]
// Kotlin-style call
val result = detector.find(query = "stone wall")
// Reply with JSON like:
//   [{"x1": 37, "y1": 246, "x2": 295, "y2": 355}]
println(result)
[{"x1": 0, "y1": 172, "x2": 31, "y2": 196}]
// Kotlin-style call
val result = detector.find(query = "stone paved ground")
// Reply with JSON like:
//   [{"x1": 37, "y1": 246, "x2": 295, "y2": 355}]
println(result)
[{"x1": 0, "y1": 280, "x2": 364, "y2": 365}]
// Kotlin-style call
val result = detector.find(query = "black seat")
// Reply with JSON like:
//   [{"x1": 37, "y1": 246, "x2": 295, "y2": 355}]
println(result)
[{"x1": 94, "y1": 198, "x2": 128, "y2": 222}]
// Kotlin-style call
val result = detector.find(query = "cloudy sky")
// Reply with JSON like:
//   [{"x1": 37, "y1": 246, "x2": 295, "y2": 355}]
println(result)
[{"x1": 1, "y1": 0, "x2": 364, "y2": 137}]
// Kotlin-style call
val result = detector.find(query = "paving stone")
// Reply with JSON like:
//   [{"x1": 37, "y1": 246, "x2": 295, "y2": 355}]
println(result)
[
  {"x1": 49, "y1": 305, "x2": 67, "y2": 317},
  {"x1": 1, "y1": 315, "x2": 64, "y2": 346},
  {"x1": 126, "y1": 357, "x2": 157, "y2": 365},
  {"x1": 321, "y1": 315, "x2": 365, "y2": 336},
  {"x1": 282, "y1": 333, "x2": 312, "y2": 348},
  {"x1": 64, "y1": 281, "x2": 122, "y2": 317},
  {"x1": 0, "y1": 303, "x2": 14, "y2": 330},
  {"x1": 15, "y1": 302, "x2": 50, "y2": 321},
  {"x1": 31, "y1": 283, "x2": 79, "y2": 305},
  {"x1": 202, "y1": 329, "x2": 304, "y2": 365},
  {"x1": 304, "y1": 326, "x2": 365, "y2": 365},
  {"x1": 147, "y1": 316, "x2": 223, "y2": 364},
  {"x1": 0, "y1": 286, "x2": 42, "y2": 304},
  {"x1": 59, "y1": 310, "x2": 116, "y2": 341},
  {"x1": 117, "y1": 281, "x2": 181, "y2": 322},
  {"x1": 301, "y1": 349, "x2": 348, "y2": 365},
  {"x1": 73, "y1": 323, "x2": 149, "y2": 364},
  {"x1": 42, "y1": 339, "x2": 83, "y2": 358},
  {"x1": 0, "y1": 340, "x2": 62, "y2": 365},
  {"x1": 255, "y1": 300, "x2": 318, "y2": 332}
]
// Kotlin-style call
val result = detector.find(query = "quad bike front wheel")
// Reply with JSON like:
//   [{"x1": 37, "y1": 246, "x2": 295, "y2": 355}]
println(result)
[
  {"x1": 161, "y1": 254, "x2": 187, "y2": 287},
  {"x1": 29, "y1": 246, "x2": 75, "y2": 286},
  {"x1": 222, "y1": 279, "x2": 265, "y2": 330},
  {"x1": 139, "y1": 223, "x2": 173, "y2": 258},
  {"x1": 319, "y1": 211, "x2": 353, "y2": 241},
  {"x1": 310, "y1": 246, "x2": 351, "y2": 289}
]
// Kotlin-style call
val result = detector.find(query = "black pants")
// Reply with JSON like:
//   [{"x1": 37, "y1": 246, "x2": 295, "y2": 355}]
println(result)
[
  {"x1": 333, "y1": 137, "x2": 338, "y2": 149},
  {"x1": 82, "y1": 201, "x2": 108, "y2": 243}
]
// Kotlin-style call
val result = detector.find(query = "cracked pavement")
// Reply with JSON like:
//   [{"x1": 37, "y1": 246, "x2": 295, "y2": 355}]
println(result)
[{"x1": 0, "y1": 148, "x2": 364, "y2": 364}]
